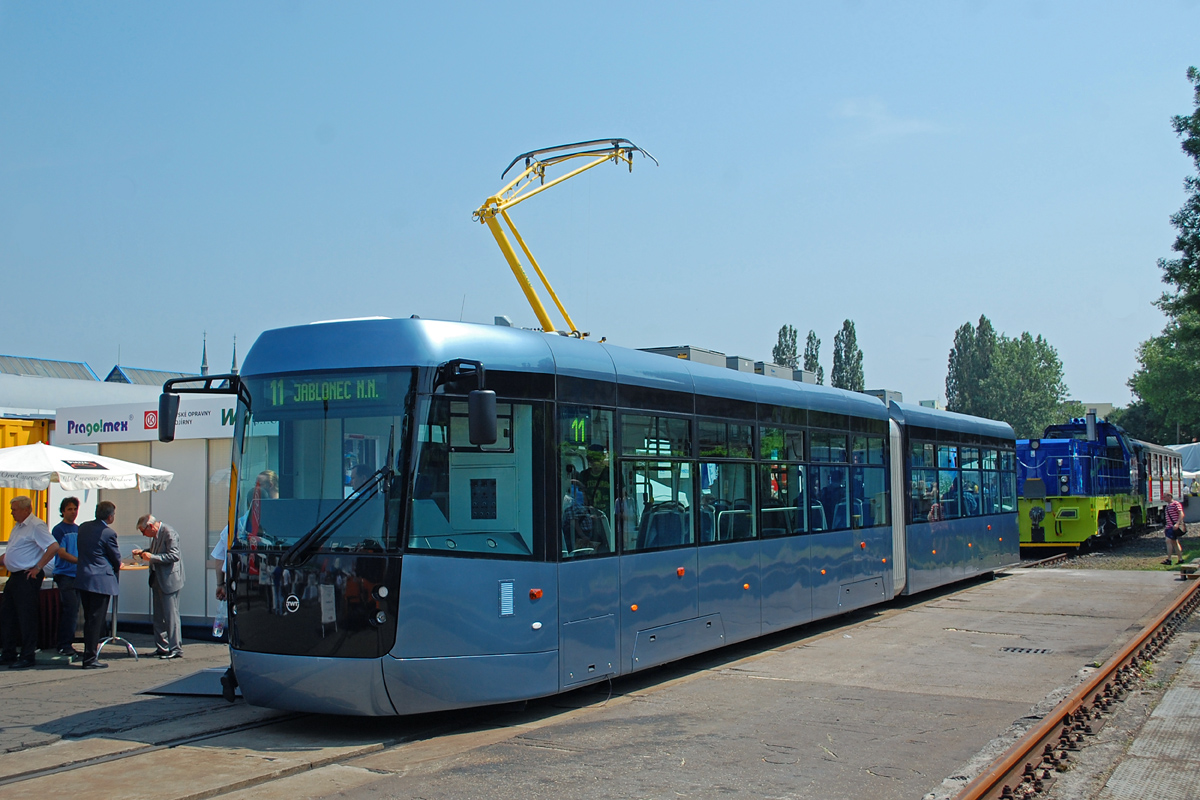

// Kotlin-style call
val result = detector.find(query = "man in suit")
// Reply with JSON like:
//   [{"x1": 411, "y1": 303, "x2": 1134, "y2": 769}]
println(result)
[
  {"x1": 133, "y1": 514, "x2": 185, "y2": 659},
  {"x1": 75, "y1": 501, "x2": 122, "y2": 669}
]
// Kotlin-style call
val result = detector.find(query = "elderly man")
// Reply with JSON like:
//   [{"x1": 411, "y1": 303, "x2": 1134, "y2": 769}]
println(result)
[
  {"x1": 76, "y1": 501, "x2": 121, "y2": 669},
  {"x1": 133, "y1": 515, "x2": 185, "y2": 659},
  {"x1": 0, "y1": 496, "x2": 64, "y2": 669}
]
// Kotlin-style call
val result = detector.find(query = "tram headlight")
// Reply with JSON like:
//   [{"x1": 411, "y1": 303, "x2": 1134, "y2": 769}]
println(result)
[{"x1": 376, "y1": 611, "x2": 387, "y2": 624}]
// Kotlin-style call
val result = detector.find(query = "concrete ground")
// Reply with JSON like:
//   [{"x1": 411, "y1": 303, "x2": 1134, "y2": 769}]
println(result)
[{"x1": 0, "y1": 568, "x2": 1189, "y2": 800}]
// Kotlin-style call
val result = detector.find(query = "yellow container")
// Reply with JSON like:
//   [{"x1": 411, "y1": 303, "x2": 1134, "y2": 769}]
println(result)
[{"x1": 0, "y1": 419, "x2": 51, "y2": 575}]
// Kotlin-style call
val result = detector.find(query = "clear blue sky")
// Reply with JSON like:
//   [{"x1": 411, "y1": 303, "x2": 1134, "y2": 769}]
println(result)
[{"x1": 2, "y1": 2, "x2": 1197, "y2": 405}]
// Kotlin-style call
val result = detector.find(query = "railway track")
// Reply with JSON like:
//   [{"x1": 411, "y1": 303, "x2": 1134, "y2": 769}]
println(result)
[{"x1": 953, "y1": 577, "x2": 1200, "y2": 800}]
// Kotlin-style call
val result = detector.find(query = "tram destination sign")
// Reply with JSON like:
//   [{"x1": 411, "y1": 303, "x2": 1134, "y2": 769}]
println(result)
[{"x1": 263, "y1": 373, "x2": 389, "y2": 409}]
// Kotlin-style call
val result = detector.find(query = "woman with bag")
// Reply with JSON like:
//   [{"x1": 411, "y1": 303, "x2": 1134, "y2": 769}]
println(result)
[{"x1": 1163, "y1": 493, "x2": 1186, "y2": 565}]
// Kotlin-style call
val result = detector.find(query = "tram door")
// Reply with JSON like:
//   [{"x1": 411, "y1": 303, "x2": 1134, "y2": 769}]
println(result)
[
  {"x1": 557, "y1": 407, "x2": 619, "y2": 688},
  {"x1": 696, "y1": 461, "x2": 762, "y2": 644},
  {"x1": 617, "y1": 459, "x2": 708, "y2": 673}
]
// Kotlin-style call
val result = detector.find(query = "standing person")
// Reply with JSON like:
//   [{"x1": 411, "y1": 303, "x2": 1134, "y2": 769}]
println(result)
[
  {"x1": 1163, "y1": 492, "x2": 1186, "y2": 566},
  {"x1": 579, "y1": 445, "x2": 611, "y2": 509},
  {"x1": 75, "y1": 501, "x2": 121, "y2": 669},
  {"x1": 51, "y1": 497, "x2": 82, "y2": 658},
  {"x1": 212, "y1": 528, "x2": 238, "y2": 702},
  {"x1": 133, "y1": 515, "x2": 185, "y2": 659},
  {"x1": 0, "y1": 496, "x2": 64, "y2": 669}
]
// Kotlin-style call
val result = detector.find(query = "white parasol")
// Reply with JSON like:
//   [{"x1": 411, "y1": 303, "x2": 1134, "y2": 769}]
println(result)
[{"x1": 0, "y1": 442, "x2": 173, "y2": 492}]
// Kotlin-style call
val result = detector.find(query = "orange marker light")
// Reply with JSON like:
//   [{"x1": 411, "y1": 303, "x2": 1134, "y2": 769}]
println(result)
[
  {"x1": 677, "y1": 567, "x2": 685, "y2": 577},
  {"x1": 631, "y1": 604, "x2": 638, "y2": 612},
  {"x1": 968, "y1": 543, "x2": 972, "y2": 548},
  {"x1": 743, "y1": 583, "x2": 750, "y2": 590},
  {"x1": 987, "y1": 525, "x2": 992, "y2": 530},
  {"x1": 999, "y1": 537, "x2": 1003, "y2": 542},
  {"x1": 860, "y1": 542, "x2": 866, "y2": 549},
  {"x1": 820, "y1": 569, "x2": 826, "y2": 575},
  {"x1": 529, "y1": 588, "x2": 543, "y2": 600},
  {"x1": 932, "y1": 549, "x2": 937, "y2": 555},
  {"x1": 882, "y1": 558, "x2": 887, "y2": 564}
]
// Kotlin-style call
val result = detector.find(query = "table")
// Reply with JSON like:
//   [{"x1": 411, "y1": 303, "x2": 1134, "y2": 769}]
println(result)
[{"x1": 98, "y1": 563, "x2": 147, "y2": 660}]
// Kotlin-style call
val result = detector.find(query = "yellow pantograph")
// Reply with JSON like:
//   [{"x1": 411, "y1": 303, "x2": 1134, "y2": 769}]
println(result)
[{"x1": 473, "y1": 138, "x2": 656, "y2": 337}]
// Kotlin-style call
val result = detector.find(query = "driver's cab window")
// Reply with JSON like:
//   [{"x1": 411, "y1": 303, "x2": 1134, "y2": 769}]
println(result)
[
  {"x1": 409, "y1": 398, "x2": 533, "y2": 556},
  {"x1": 558, "y1": 406, "x2": 615, "y2": 559}
]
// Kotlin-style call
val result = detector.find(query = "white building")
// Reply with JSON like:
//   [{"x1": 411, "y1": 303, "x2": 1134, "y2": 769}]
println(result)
[{"x1": 55, "y1": 395, "x2": 235, "y2": 626}]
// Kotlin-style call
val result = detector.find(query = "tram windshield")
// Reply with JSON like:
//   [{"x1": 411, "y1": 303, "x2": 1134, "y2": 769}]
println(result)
[{"x1": 232, "y1": 370, "x2": 413, "y2": 553}]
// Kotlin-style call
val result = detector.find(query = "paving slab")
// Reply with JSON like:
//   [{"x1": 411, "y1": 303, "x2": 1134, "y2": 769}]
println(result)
[{"x1": 1094, "y1": 641, "x2": 1200, "y2": 800}]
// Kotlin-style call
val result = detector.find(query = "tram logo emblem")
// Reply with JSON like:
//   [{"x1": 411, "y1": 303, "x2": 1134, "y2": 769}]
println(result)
[
  {"x1": 285, "y1": 595, "x2": 300, "y2": 613},
  {"x1": 143, "y1": 411, "x2": 158, "y2": 430}
]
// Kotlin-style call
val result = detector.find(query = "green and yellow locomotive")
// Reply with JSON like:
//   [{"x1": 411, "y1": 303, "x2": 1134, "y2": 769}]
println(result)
[{"x1": 1018, "y1": 412, "x2": 1183, "y2": 551}]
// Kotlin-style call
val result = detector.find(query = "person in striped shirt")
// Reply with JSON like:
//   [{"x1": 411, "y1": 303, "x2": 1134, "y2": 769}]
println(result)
[{"x1": 1163, "y1": 493, "x2": 1185, "y2": 565}]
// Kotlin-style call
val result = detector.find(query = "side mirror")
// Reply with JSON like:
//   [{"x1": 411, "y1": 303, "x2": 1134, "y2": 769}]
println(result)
[
  {"x1": 468, "y1": 390, "x2": 497, "y2": 445},
  {"x1": 158, "y1": 394, "x2": 180, "y2": 443}
]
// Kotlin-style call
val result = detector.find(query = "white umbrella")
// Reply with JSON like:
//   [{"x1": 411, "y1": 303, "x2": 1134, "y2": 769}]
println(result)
[{"x1": 0, "y1": 442, "x2": 173, "y2": 492}]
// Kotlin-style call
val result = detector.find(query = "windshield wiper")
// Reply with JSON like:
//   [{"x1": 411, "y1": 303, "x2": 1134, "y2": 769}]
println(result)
[{"x1": 280, "y1": 465, "x2": 392, "y2": 566}]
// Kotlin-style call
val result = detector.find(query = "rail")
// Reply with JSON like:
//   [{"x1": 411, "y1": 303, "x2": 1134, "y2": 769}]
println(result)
[{"x1": 953, "y1": 578, "x2": 1200, "y2": 799}]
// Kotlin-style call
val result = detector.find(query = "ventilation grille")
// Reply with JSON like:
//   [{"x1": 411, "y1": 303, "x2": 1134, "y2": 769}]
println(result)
[{"x1": 499, "y1": 580, "x2": 515, "y2": 616}]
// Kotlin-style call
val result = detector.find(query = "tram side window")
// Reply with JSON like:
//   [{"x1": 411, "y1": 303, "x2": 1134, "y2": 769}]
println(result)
[
  {"x1": 760, "y1": 463, "x2": 806, "y2": 537},
  {"x1": 938, "y1": 445, "x2": 958, "y2": 469},
  {"x1": 960, "y1": 447, "x2": 981, "y2": 517},
  {"x1": 853, "y1": 466, "x2": 889, "y2": 527},
  {"x1": 852, "y1": 436, "x2": 885, "y2": 465},
  {"x1": 698, "y1": 419, "x2": 752, "y2": 459},
  {"x1": 620, "y1": 460, "x2": 694, "y2": 552},
  {"x1": 621, "y1": 414, "x2": 690, "y2": 458},
  {"x1": 811, "y1": 465, "x2": 851, "y2": 530},
  {"x1": 938, "y1": 468, "x2": 962, "y2": 519},
  {"x1": 760, "y1": 427, "x2": 804, "y2": 462},
  {"x1": 911, "y1": 467, "x2": 940, "y2": 523},
  {"x1": 811, "y1": 432, "x2": 848, "y2": 464},
  {"x1": 911, "y1": 442, "x2": 936, "y2": 469},
  {"x1": 408, "y1": 398, "x2": 536, "y2": 557},
  {"x1": 699, "y1": 462, "x2": 755, "y2": 542},
  {"x1": 1001, "y1": 470, "x2": 1016, "y2": 513},
  {"x1": 559, "y1": 406, "x2": 615, "y2": 559}
]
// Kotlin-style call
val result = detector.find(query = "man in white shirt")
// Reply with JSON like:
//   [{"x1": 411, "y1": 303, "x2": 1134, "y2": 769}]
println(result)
[{"x1": 0, "y1": 496, "x2": 64, "y2": 668}]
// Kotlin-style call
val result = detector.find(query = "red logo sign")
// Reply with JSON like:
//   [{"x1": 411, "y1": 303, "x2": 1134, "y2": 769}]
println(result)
[{"x1": 144, "y1": 410, "x2": 158, "y2": 430}]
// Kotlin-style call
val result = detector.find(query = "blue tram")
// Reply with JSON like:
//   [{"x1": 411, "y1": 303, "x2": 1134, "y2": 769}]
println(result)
[{"x1": 161, "y1": 317, "x2": 1018, "y2": 716}]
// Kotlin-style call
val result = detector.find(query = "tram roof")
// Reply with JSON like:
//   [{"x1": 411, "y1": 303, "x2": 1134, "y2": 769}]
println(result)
[
  {"x1": 888, "y1": 400, "x2": 1015, "y2": 441},
  {"x1": 242, "y1": 317, "x2": 887, "y2": 420}
]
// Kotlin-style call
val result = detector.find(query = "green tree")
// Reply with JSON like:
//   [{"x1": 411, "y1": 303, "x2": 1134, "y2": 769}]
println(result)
[
  {"x1": 1127, "y1": 312, "x2": 1200, "y2": 443},
  {"x1": 804, "y1": 330, "x2": 824, "y2": 385},
  {"x1": 1159, "y1": 67, "x2": 1200, "y2": 320},
  {"x1": 772, "y1": 324, "x2": 799, "y2": 369},
  {"x1": 1126, "y1": 69, "x2": 1200, "y2": 446},
  {"x1": 987, "y1": 332, "x2": 1071, "y2": 438},
  {"x1": 830, "y1": 319, "x2": 864, "y2": 392},
  {"x1": 1109, "y1": 400, "x2": 1178, "y2": 444},
  {"x1": 946, "y1": 315, "x2": 997, "y2": 416}
]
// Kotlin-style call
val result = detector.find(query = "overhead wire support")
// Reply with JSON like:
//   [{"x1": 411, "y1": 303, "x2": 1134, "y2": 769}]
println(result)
[{"x1": 473, "y1": 138, "x2": 657, "y2": 336}]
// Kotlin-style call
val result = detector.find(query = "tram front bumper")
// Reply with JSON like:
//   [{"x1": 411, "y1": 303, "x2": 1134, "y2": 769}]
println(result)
[{"x1": 231, "y1": 649, "x2": 397, "y2": 716}]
